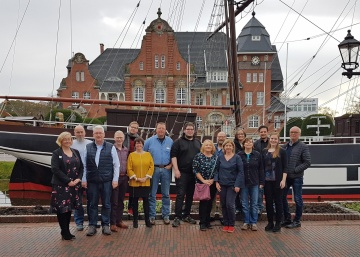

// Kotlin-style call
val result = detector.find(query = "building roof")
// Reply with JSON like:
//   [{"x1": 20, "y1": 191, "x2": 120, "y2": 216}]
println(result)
[{"x1": 237, "y1": 12, "x2": 276, "y2": 54}]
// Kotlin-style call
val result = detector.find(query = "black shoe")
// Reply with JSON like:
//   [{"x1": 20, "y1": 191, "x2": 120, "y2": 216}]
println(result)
[
  {"x1": 61, "y1": 234, "x2": 73, "y2": 240},
  {"x1": 145, "y1": 220, "x2": 152, "y2": 228},
  {"x1": 133, "y1": 220, "x2": 138, "y2": 228},
  {"x1": 206, "y1": 224, "x2": 214, "y2": 229},
  {"x1": 272, "y1": 223, "x2": 281, "y2": 232},
  {"x1": 182, "y1": 216, "x2": 197, "y2": 224},
  {"x1": 200, "y1": 224, "x2": 207, "y2": 231},
  {"x1": 281, "y1": 219, "x2": 292, "y2": 227},
  {"x1": 286, "y1": 220, "x2": 301, "y2": 228},
  {"x1": 265, "y1": 222, "x2": 274, "y2": 231},
  {"x1": 172, "y1": 217, "x2": 180, "y2": 227}
]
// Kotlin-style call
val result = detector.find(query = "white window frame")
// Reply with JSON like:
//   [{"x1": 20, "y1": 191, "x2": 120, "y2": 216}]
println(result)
[
  {"x1": 83, "y1": 92, "x2": 90, "y2": 99},
  {"x1": 248, "y1": 115, "x2": 259, "y2": 128},
  {"x1": 139, "y1": 62, "x2": 144, "y2": 71},
  {"x1": 72, "y1": 91, "x2": 79, "y2": 99},
  {"x1": 155, "y1": 87, "x2": 165, "y2": 103},
  {"x1": 76, "y1": 71, "x2": 85, "y2": 82},
  {"x1": 259, "y1": 73, "x2": 264, "y2": 82},
  {"x1": 253, "y1": 73, "x2": 257, "y2": 83},
  {"x1": 176, "y1": 87, "x2": 187, "y2": 104},
  {"x1": 195, "y1": 94, "x2": 204, "y2": 105},
  {"x1": 176, "y1": 62, "x2": 180, "y2": 70},
  {"x1": 246, "y1": 73, "x2": 251, "y2": 83},
  {"x1": 211, "y1": 93, "x2": 219, "y2": 106},
  {"x1": 196, "y1": 116, "x2": 203, "y2": 129},
  {"x1": 274, "y1": 115, "x2": 281, "y2": 129},
  {"x1": 155, "y1": 55, "x2": 159, "y2": 69},
  {"x1": 257, "y1": 92, "x2": 264, "y2": 105},
  {"x1": 251, "y1": 35, "x2": 261, "y2": 41},
  {"x1": 134, "y1": 87, "x2": 144, "y2": 102},
  {"x1": 161, "y1": 55, "x2": 165, "y2": 68},
  {"x1": 245, "y1": 92, "x2": 252, "y2": 106}
]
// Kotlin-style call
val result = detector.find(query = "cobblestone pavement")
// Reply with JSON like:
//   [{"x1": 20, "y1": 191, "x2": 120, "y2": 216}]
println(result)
[{"x1": 0, "y1": 220, "x2": 359, "y2": 256}]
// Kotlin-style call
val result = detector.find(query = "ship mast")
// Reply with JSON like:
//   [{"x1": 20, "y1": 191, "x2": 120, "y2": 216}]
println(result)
[{"x1": 208, "y1": 0, "x2": 255, "y2": 128}]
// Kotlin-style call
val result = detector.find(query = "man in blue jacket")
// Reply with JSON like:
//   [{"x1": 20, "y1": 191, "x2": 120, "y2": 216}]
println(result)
[
  {"x1": 282, "y1": 126, "x2": 311, "y2": 228},
  {"x1": 144, "y1": 122, "x2": 173, "y2": 225}
]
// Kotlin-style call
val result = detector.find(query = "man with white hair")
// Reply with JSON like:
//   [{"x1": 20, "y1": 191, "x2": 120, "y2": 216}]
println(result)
[
  {"x1": 82, "y1": 125, "x2": 120, "y2": 236},
  {"x1": 72, "y1": 125, "x2": 92, "y2": 231}
]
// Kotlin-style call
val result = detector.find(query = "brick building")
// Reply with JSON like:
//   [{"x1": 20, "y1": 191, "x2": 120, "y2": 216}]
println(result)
[{"x1": 57, "y1": 10, "x2": 284, "y2": 136}]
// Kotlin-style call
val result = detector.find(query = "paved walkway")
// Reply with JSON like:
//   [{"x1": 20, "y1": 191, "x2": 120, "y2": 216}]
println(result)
[{"x1": 0, "y1": 220, "x2": 359, "y2": 256}]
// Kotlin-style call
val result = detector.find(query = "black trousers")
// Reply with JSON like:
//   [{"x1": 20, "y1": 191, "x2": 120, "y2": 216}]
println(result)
[
  {"x1": 57, "y1": 211, "x2": 71, "y2": 236},
  {"x1": 174, "y1": 173, "x2": 196, "y2": 218},
  {"x1": 132, "y1": 196, "x2": 150, "y2": 222},
  {"x1": 264, "y1": 181, "x2": 283, "y2": 223}
]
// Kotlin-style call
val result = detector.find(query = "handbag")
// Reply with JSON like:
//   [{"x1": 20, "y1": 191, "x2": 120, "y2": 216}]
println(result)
[{"x1": 193, "y1": 155, "x2": 218, "y2": 201}]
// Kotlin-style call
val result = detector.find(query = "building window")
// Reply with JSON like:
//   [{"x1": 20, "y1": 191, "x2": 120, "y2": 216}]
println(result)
[
  {"x1": 83, "y1": 92, "x2": 90, "y2": 99},
  {"x1": 139, "y1": 62, "x2": 144, "y2": 71},
  {"x1": 196, "y1": 116, "x2": 203, "y2": 129},
  {"x1": 246, "y1": 73, "x2": 251, "y2": 83},
  {"x1": 211, "y1": 93, "x2": 219, "y2": 106},
  {"x1": 257, "y1": 92, "x2": 264, "y2": 105},
  {"x1": 245, "y1": 92, "x2": 252, "y2": 106},
  {"x1": 72, "y1": 91, "x2": 79, "y2": 99},
  {"x1": 252, "y1": 35, "x2": 261, "y2": 41},
  {"x1": 259, "y1": 73, "x2": 264, "y2": 82},
  {"x1": 253, "y1": 73, "x2": 257, "y2": 83},
  {"x1": 134, "y1": 87, "x2": 144, "y2": 102},
  {"x1": 248, "y1": 115, "x2": 259, "y2": 128},
  {"x1": 210, "y1": 113, "x2": 222, "y2": 123},
  {"x1": 195, "y1": 94, "x2": 204, "y2": 105},
  {"x1": 176, "y1": 87, "x2": 187, "y2": 104},
  {"x1": 161, "y1": 55, "x2": 165, "y2": 68},
  {"x1": 242, "y1": 55, "x2": 247, "y2": 61},
  {"x1": 108, "y1": 93, "x2": 118, "y2": 101},
  {"x1": 176, "y1": 62, "x2": 180, "y2": 70},
  {"x1": 274, "y1": 115, "x2": 281, "y2": 129},
  {"x1": 76, "y1": 71, "x2": 85, "y2": 82},
  {"x1": 207, "y1": 71, "x2": 228, "y2": 82},
  {"x1": 155, "y1": 55, "x2": 159, "y2": 69},
  {"x1": 355, "y1": 121, "x2": 360, "y2": 134},
  {"x1": 226, "y1": 93, "x2": 230, "y2": 106},
  {"x1": 155, "y1": 88, "x2": 165, "y2": 103}
]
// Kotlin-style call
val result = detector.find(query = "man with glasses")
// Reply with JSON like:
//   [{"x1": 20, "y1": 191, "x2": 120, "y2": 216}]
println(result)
[
  {"x1": 254, "y1": 125, "x2": 269, "y2": 215},
  {"x1": 282, "y1": 126, "x2": 311, "y2": 228},
  {"x1": 171, "y1": 122, "x2": 201, "y2": 227}
]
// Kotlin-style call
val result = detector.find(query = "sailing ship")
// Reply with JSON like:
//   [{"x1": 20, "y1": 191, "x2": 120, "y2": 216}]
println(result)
[{"x1": 1, "y1": 1, "x2": 360, "y2": 200}]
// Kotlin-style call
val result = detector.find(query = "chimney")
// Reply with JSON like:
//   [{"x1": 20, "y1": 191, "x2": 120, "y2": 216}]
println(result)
[{"x1": 100, "y1": 43, "x2": 104, "y2": 54}]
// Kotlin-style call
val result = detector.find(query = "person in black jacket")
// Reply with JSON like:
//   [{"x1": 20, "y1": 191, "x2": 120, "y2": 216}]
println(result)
[
  {"x1": 51, "y1": 132, "x2": 83, "y2": 240},
  {"x1": 238, "y1": 138, "x2": 264, "y2": 231},
  {"x1": 171, "y1": 122, "x2": 201, "y2": 227},
  {"x1": 262, "y1": 132, "x2": 287, "y2": 233}
]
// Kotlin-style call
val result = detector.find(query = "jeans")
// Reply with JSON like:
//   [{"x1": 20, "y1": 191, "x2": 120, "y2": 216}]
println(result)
[
  {"x1": 265, "y1": 181, "x2": 283, "y2": 223},
  {"x1": 174, "y1": 173, "x2": 195, "y2": 218},
  {"x1": 87, "y1": 181, "x2": 112, "y2": 227},
  {"x1": 149, "y1": 167, "x2": 171, "y2": 219},
  {"x1": 110, "y1": 176, "x2": 128, "y2": 225},
  {"x1": 257, "y1": 187, "x2": 264, "y2": 213},
  {"x1": 219, "y1": 185, "x2": 237, "y2": 227},
  {"x1": 74, "y1": 187, "x2": 85, "y2": 226},
  {"x1": 199, "y1": 184, "x2": 217, "y2": 226},
  {"x1": 241, "y1": 185, "x2": 259, "y2": 224},
  {"x1": 282, "y1": 177, "x2": 303, "y2": 221}
]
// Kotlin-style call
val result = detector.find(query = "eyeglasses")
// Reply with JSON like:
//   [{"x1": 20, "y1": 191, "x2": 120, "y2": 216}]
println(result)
[
  {"x1": 130, "y1": 126, "x2": 139, "y2": 129},
  {"x1": 290, "y1": 131, "x2": 299, "y2": 134}
]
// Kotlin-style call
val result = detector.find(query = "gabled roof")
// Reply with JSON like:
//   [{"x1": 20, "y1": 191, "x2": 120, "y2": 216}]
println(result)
[
  {"x1": 237, "y1": 12, "x2": 275, "y2": 53},
  {"x1": 89, "y1": 49, "x2": 139, "y2": 92}
]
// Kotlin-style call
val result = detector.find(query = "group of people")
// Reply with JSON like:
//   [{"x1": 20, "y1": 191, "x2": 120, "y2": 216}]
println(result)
[{"x1": 50, "y1": 121, "x2": 311, "y2": 240}]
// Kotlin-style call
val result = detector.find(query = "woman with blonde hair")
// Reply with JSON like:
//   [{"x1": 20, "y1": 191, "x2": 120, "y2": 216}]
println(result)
[
  {"x1": 214, "y1": 139, "x2": 244, "y2": 233},
  {"x1": 262, "y1": 132, "x2": 287, "y2": 232},
  {"x1": 51, "y1": 132, "x2": 83, "y2": 240},
  {"x1": 192, "y1": 139, "x2": 218, "y2": 231}
]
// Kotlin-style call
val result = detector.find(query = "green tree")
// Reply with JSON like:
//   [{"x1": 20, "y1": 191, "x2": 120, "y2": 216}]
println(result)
[
  {"x1": 301, "y1": 114, "x2": 334, "y2": 136},
  {"x1": 280, "y1": 117, "x2": 303, "y2": 137},
  {"x1": 2, "y1": 100, "x2": 51, "y2": 117}
]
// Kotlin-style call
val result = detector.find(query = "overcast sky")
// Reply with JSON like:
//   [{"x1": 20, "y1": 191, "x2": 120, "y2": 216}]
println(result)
[{"x1": 0, "y1": 0, "x2": 359, "y2": 116}]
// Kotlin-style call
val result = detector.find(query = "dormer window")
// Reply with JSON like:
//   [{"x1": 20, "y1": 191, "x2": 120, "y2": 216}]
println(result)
[{"x1": 252, "y1": 35, "x2": 261, "y2": 41}]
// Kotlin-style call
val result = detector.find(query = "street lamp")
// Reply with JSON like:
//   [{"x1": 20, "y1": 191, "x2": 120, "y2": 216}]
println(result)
[{"x1": 338, "y1": 30, "x2": 360, "y2": 78}]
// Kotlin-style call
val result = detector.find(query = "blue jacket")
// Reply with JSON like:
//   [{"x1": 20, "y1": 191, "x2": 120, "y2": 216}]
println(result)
[
  {"x1": 144, "y1": 135, "x2": 173, "y2": 166},
  {"x1": 214, "y1": 154, "x2": 244, "y2": 188}
]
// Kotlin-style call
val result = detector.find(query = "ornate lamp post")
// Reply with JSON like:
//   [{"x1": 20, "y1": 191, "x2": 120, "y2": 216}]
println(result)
[{"x1": 338, "y1": 30, "x2": 360, "y2": 78}]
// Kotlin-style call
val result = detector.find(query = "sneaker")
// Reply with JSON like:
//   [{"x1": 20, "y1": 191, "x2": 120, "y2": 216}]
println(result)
[
  {"x1": 273, "y1": 222, "x2": 281, "y2": 232},
  {"x1": 86, "y1": 226, "x2": 97, "y2": 236},
  {"x1": 286, "y1": 220, "x2": 301, "y2": 228},
  {"x1": 222, "y1": 226, "x2": 229, "y2": 232},
  {"x1": 102, "y1": 225, "x2": 112, "y2": 235},
  {"x1": 150, "y1": 217, "x2": 156, "y2": 225},
  {"x1": 265, "y1": 222, "x2": 274, "y2": 231},
  {"x1": 251, "y1": 224, "x2": 258, "y2": 231},
  {"x1": 172, "y1": 217, "x2": 180, "y2": 227},
  {"x1": 76, "y1": 224, "x2": 84, "y2": 231},
  {"x1": 128, "y1": 208, "x2": 133, "y2": 216},
  {"x1": 182, "y1": 216, "x2": 197, "y2": 224},
  {"x1": 281, "y1": 219, "x2": 292, "y2": 227},
  {"x1": 227, "y1": 226, "x2": 235, "y2": 233},
  {"x1": 163, "y1": 217, "x2": 170, "y2": 225},
  {"x1": 241, "y1": 223, "x2": 249, "y2": 230}
]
